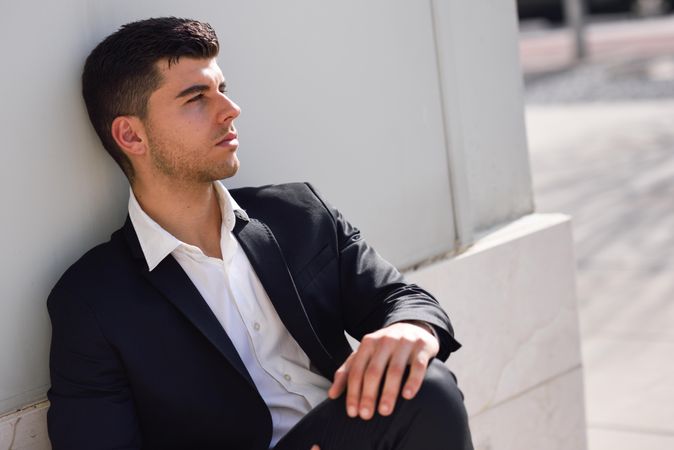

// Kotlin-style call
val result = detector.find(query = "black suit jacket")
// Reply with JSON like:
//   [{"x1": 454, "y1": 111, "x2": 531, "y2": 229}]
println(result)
[{"x1": 47, "y1": 182, "x2": 461, "y2": 450}]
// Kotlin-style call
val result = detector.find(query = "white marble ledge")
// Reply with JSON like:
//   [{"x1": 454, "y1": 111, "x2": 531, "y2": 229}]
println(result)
[
  {"x1": 407, "y1": 213, "x2": 584, "y2": 415},
  {"x1": 0, "y1": 400, "x2": 50, "y2": 450},
  {"x1": 469, "y1": 367, "x2": 588, "y2": 450},
  {"x1": 469, "y1": 213, "x2": 573, "y2": 255}
]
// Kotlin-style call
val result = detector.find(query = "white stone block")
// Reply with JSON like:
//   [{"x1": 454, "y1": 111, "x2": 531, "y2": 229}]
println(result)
[
  {"x1": 469, "y1": 368, "x2": 588, "y2": 450},
  {"x1": 407, "y1": 214, "x2": 585, "y2": 417},
  {"x1": 0, "y1": 401, "x2": 50, "y2": 450}
]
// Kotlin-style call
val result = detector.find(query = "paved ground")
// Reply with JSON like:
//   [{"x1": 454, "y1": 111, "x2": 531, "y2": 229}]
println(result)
[{"x1": 520, "y1": 13, "x2": 674, "y2": 450}]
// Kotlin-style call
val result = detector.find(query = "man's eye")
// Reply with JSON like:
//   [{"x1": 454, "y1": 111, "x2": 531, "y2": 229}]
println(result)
[
  {"x1": 187, "y1": 93, "x2": 204, "y2": 103},
  {"x1": 219, "y1": 88, "x2": 228, "y2": 94}
]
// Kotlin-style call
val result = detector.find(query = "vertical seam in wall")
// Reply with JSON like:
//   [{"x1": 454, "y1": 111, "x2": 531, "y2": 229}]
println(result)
[{"x1": 429, "y1": 0, "x2": 474, "y2": 250}]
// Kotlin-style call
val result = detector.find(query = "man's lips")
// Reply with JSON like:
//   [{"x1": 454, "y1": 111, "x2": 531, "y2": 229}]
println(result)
[{"x1": 216, "y1": 132, "x2": 238, "y2": 146}]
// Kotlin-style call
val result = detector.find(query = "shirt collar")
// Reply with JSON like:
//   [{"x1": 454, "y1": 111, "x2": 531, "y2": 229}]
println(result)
[{"x1": 128, "y1": 180, "x2": 248, "y2": 271}]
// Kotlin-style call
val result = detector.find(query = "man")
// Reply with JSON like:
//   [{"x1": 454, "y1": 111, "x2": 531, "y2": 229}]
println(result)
[{"x1": 47, "y1": 17, "x2": 473, "y2": 450}]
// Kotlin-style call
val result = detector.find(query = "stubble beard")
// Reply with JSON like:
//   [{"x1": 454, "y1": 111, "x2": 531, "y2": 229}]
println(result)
[{"x1": 147, "y1": 133, "x2": 239, "y2": 184}]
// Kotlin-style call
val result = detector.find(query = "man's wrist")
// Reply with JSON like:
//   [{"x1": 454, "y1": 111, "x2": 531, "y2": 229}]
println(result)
[{"x1": 399, "y1": 320, "x2": 438, "y2": 341}]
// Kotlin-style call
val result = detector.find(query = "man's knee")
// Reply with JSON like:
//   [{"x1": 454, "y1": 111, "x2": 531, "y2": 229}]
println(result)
[
  {"x1": 407, "y1": 359, "x2": 473, "y2": 449},
  {"x1": 413, "y1": 360, "x2": 464, "y2": 412}
]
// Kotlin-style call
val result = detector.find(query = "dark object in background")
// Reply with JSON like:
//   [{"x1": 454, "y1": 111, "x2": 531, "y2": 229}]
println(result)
[{"x1": 517, "y1": 0, "x2": 673, "y2": 24}]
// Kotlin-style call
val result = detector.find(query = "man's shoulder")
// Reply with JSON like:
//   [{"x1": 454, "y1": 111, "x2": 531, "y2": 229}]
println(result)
[
  {"x1": 230, "y1": 182, "x2": 331, "y2": 218},
  {"x1": 230, "y1": 181, "x2": 320, "y2": 204},
  {"x1": 48, "y1": 224, "x2": 134, "y2": 305}
]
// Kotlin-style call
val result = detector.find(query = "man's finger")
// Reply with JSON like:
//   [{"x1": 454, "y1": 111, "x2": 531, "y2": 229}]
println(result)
[
  {"x1": 357, "y1": 339, "x2": 396, "y2": 420},
  {"x1": 345, "y1": 337, "x2": 375, "y2": 418},
  {"x1": 310, "y1": 446, "x2": 320, "y2": 450},
  {"x1": 402, "y1": 349, "x2": 431, "y2": 400},
  {"x1": 328, "y1": 354, "x2": 353, "y2": 399},
  {"x1": 377, "y1": 340, "x2": 415, "y2": 416}
]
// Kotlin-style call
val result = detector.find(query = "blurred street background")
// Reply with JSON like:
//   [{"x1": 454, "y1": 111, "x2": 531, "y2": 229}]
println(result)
[{"x1": 519, "y1": 2, "x2": 674, "y2": 449}]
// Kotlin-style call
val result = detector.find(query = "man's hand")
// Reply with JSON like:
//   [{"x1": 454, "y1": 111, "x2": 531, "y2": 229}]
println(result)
[{"x1": 327, "y1": 321, "x2": 439, "y2": 420}]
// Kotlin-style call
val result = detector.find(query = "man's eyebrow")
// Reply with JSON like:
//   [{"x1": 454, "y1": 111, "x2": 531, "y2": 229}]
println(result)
[
  {"x1": 175, "y1": 81, "x2": 227, "y2": 99},
  {"x1": 175, "y1": 84, "x2": 209, "y2": 99}
]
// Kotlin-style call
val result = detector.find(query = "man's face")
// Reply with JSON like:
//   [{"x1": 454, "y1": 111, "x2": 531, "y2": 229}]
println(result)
[{"x1": 141, "y1": 57, "x2": 241, "y2": 184}]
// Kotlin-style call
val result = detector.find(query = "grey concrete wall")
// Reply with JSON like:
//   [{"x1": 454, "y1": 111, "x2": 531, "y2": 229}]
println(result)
[{"x1": 432, "y1": 0, "x2": 535, "y2": 236}]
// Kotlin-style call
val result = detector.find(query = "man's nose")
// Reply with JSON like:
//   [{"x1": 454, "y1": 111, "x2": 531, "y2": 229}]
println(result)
[{"x1": 217, "y1": 94, "x2": 241, "y2": 123}]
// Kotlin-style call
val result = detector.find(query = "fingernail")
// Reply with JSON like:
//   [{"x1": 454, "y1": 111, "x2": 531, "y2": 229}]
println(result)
[
  {"x1": 403, "y1": 389, "x2": 413, "y2": 398},
  {"x1": 380, "y1": 403, "x2": 390, "y2": 414},
  {"x1": 360, "y1": 407, "x2": 370, "y2": 418},
  {"x1": 347, "y1": 406, "x2": 357, "y2": 417}
]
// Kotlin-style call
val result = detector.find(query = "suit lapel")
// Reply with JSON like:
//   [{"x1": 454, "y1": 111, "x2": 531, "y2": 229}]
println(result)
[
  {"x1": 233, "y1": 212, "x2": 336, "y2": 378},
  {"x1": 122, "y1": 217, "x2": 255, "y2": 389}
]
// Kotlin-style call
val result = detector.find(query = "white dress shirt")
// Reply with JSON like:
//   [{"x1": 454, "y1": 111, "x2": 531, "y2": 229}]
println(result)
[{"x1": 128, "y1": 181, "x2": 331, "y2": 447}]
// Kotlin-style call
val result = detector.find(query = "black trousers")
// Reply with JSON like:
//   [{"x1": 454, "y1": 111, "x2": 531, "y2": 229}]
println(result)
[{"x1": 274, "y1": 360, "x2": 474, "y2": 450}]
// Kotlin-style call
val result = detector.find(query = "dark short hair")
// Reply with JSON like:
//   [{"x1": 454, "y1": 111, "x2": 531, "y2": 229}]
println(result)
[{"x1": 82, "y1": 17, "x2": 219, "y2": 181}]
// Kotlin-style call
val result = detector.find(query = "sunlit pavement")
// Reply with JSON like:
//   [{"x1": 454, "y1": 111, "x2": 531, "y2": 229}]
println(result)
[
  {"x1": 520, "y1": 12, "x2": 674, "y2": 76},
  {"x1": 521, "y1": 13, "x2": 674, "y2": 450}
]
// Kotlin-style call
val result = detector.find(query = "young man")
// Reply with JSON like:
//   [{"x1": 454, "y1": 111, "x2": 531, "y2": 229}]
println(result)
[{"x1": 47, "y1": 17, "x2": 473, "y2": 450}]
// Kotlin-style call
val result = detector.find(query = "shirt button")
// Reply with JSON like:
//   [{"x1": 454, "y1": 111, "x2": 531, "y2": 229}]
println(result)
[
  {"x1": 254, "y1": 322, "x2": 261, "y2": 331},
  {"x1": 284, "y1": 373, "x2": 292, "y2": 382}
]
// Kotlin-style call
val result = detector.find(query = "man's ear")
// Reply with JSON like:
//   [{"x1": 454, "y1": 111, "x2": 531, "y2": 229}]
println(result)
[{"x1": 111, "y1": 116, "x2": 147, "y2": 157}]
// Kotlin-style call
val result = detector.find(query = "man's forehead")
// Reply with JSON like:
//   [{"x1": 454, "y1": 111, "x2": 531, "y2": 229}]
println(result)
[{"x1": 155, "y1": 57, "x2": 225, "y2": 88}]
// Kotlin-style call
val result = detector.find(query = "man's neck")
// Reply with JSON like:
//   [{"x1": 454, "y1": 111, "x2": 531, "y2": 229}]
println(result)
[{"x1": 131, "y1": 178, "x2": 223, "y2": 259}]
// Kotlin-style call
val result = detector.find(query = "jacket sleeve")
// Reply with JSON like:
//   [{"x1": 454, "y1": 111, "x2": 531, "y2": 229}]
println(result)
[
  {"x1": 47, "y1": 284, "x2": 142, "y2": 450},
  {"x1": 304, "y1": 183, "x2": 462, "y2": 361}
]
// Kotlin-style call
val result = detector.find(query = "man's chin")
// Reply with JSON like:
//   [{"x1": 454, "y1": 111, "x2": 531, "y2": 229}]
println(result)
[{"x1": 215, "y1": 160, "x2": 240, "y2": 181}]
